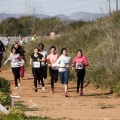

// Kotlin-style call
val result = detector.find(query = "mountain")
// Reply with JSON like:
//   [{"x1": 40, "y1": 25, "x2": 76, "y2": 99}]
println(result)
[
  {"x1": 0, "y1": 12, "x2": 108, "y2": 22},
  {"x1": 68, "y1": 12, "x2": 108, "y2": 21}
]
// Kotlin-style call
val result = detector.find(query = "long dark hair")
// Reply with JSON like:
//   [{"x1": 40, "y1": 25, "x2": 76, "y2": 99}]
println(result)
[
  {"x1": 60, "y1": 48, "x2": 67, "y2": 55},
  {"x1": 11, "y1": 47, "x2": 17, "y2": 53}
]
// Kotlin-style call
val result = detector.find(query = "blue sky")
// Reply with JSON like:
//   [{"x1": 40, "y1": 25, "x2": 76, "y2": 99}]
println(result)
[{"x1": 0, "y1": 0, "x2": 119, "y2": 16}]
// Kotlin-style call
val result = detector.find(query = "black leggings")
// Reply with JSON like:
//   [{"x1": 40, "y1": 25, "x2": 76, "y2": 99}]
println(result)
[
  {"x1": 49, "y1": 67, "x2": 58, "y2": 89},
  {"x1": 76, "y1": 69, "x2": 86, "y2": 91},
  {"x1": 32, "y1": 68, "x2": 44, "y2": 88},
  {"x1": 0, "y1": 54, "x2": 3, "y2": 69},
  {"x1": 42, "y1": 65, "x2": 47, "y2": 79},
  {"x1": 11, "y1": 67, "x2": 20, "y2": 87}
]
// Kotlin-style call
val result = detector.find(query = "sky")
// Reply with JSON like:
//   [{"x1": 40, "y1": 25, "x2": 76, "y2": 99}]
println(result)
[{"x1": 0, "y1": 0, "x2": 119, "y2": 16}]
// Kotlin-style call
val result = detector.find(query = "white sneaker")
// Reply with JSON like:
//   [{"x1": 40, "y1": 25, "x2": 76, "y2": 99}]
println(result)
[
  {"x1": 42, "y1": 87, "x2": 45, "y2": 90},
  {"x1": 18, "y1": 83, "x2": 20, "y2": 87},
  {"x1": 16, "y1": 87, "x2": 18, "y2": 90}
]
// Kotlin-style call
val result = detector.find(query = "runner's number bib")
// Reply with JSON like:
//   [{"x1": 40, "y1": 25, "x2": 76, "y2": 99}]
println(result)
[
  {"x1": 76, "y1": 62, "x2": 83, "y2": 69},
  {"x1": 33, "y1": 62, "x2": 40, "y2": 68}
]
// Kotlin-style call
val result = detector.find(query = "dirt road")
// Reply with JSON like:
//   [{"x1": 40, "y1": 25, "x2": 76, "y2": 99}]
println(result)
[{"x1": 0, "y1": 69, "x2": 120, "y2": 120}]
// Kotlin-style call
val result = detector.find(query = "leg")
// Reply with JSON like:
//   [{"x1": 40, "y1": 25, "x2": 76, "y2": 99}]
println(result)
[
  {"x1": 20, "y1": 66, "x2": 24, "y2": 79},
  {"x1": 16, "y1": 67, "x2": 20, "y2": 86},
  {"x1": 11, "y1": 68, "x2": 18, "y2": 87},
  {"x1": 39, "y1": 68, "x2": 44, "y2": 87},
  {"x1": 49, "y1": 67, "x2": 54, "y2": 90},
  {"x1": 64, "y1": 70, "x2": 69, "y2": 94},
  {"x1": 0, "y1": 54, "x2": 3, "y2": 70},
  {"x1": 33, "y1": 69, "x2": 38, "y2": 88},
  {"x1": 76, "y1": 69, "x2": 80, "y2": 92},
  {"x1": 43, "y1": 65, "x2": 47, "y2": 79},
  {"x1": 80, "y1": 69, "x2": 86, "y2": 92},
  {"x1": 54, "y1": 70, "x2": 58, "y2": 83},
  {"x1": 59, "y1": 72, "x2": 64, "y2": 84}
]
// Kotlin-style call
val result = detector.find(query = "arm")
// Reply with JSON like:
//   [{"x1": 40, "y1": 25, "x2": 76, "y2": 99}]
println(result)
[
  {"x1": 82, "y1": 56, "x2": 88, "y2": 66},
  {"x1": 4, "y1": 54, "x2": 12, "y2": 65},
  {"x1": 30, "y1": 57, "x2": 33, "y2": 65},
  {"x1": 1, "y1": 42, "x2": 5, "y2": 52},
  {"x1": 71, "y1": 57, "x2": 76, "y2": 68}
]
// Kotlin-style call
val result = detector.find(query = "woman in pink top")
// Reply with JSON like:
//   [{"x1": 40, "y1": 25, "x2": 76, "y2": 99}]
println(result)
[
  {"x1": 47, "y1": 46, "x2": 59, "y2": 93},
  {"x1": 72, "y1": 49, "x2": 88, "y2": 96}
]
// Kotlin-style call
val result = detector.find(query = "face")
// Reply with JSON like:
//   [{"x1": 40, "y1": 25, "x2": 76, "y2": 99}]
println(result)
[
  {"x1": 34, "y1": 48, "x2": 38, "y2": 54},
  {"x1": 50, "y1": 48, "x2": 56, "y2": 54},
  {"x1": 63, "y1": 50, "x2": 67, "y2": 56},
  {"x1": 77, "y1": 51, "x2": 82, "y2": 56},
  {"x1": 38, "y1": 45, "x2": 43, "y2": 51},
  {"x1": 12, "y1": 48, "x2": 16, "y2": 54},
  {"x1": 14, "y1": 44, "x2": 19, "y2": 49}
]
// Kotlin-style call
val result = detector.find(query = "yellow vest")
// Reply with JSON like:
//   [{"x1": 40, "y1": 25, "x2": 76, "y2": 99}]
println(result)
[{"x1": 31, "y1": 36, "x2": 36, "y2": 41}]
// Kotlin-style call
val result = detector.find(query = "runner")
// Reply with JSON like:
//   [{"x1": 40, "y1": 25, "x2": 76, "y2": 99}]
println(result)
[
  {"x1": 47, "y1": 46, "x2": 59, "y2": 93},
  {"x1": 72, "y1": 49, "x2": 88, "y2": 96},
  {"x1": 30, "y1": 47, "x2": 45, "y2": 92},
  {"x1": 13, "y1": 42, "x2": 26, "y2": 80},
  {"x1": 38, "y1": 43, "x2": 47, "y2": 88},
  {"x1": 4, "y1": 47, "x2": 24, "y2": 90},
  {"x1": 0, "y1": 40, "x2": 5, "y2": 72},
  {"x1": 54, "y1": 48, "x2": 71, "y2": 97}
]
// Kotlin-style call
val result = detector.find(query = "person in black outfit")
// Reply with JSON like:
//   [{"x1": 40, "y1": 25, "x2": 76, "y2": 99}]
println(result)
[
  {"x1": 30, "y1": 47, "x2": 45, "y2": 92},
  {"x1": 0, "y1": 40, "x2": 5, "y2": 72}
]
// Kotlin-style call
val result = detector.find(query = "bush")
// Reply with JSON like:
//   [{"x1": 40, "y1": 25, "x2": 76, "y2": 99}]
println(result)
[{"x1": 0, "y1": 77, "x2": 11, "y2": 105}]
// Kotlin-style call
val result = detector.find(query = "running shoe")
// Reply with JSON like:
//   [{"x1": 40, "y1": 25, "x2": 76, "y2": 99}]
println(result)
[
  {"x1": 80, "y1": 91, "x2": 83, "y2": 96},
  {"x1": 64, "y1": 93, "x2": 68, "y2": 97},
  {"x1": 15, "y1": 87, "x2": 18, "y2": 90},
  {"x1": 18, "y1": 83, "x2": 20, "y2": 87},
  {"x1": 50, "y1": 89, "x2": 54, "y2": 94},
  {"x1": 42, "y1": 87, "x2": 45, "y2": 90},
  {"x1": 35, "y1": 88, "x2": 38, "y2": 92},
  {"x1": 76, "y1": 90, "x2": 79, "y2": 94}
]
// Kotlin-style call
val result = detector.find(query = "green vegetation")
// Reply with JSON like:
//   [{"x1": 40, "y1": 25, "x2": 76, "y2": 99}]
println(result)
[
  {"x1": 1, "y1": 11, "x2": 120, "y2": 95},
  {"x1": 0, "y1": 108, "x2": 53, "y2": 120},
  {"x1": 0, "y1": 77, "x2": 11, "y2": 105}
]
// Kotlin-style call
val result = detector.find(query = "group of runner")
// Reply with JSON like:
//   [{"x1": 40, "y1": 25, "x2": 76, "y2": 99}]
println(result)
[
  {"x1": 2, "y1": 41, "x2": 88, "y2": 97},
  {"x1": 29, "y1": 43, "x2": 88, "y2": 97}
]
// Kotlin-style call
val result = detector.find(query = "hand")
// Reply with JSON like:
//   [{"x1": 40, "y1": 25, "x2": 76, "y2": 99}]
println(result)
[
  {"x1": 72, "y1": 67, "x2": 74, "y2": 70},
  {"x1": 42, "y1": 58, "x2": 45, "y2": 61},
  {"x1": 48, "y1": 64, "x2": 51, "y2": 67}
]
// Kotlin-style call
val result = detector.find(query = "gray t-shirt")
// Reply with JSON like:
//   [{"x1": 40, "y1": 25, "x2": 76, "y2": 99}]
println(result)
[{"x1": 4, "y1": 53, "x2": 24, "y2": 68}]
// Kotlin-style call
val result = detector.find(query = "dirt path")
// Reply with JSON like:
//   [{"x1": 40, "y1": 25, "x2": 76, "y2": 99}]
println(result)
[{"x1": 0, "y1": 69, "x2": 120, "y2": 120}]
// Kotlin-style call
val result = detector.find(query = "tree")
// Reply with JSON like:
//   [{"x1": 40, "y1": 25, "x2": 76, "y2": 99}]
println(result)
[{"x1": 1, "y1": 17, "x2": 22, "y2": 36}]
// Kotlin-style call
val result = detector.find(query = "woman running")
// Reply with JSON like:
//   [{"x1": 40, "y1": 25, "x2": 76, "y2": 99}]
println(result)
[
  {"x1": 38, "y1": 43, "x2": 47, "y2": 89},
  {"x1": 72, "y1": 49, "x2": 88, "y2": 96},
  {"x1": 30, "y1": 47, "x2": 45, "y2": 92},
  {"x1": 4, "y1": 47, "x2": 24, "y2": 89},
  {"x1": 13, "y1": 42, "x2": 26, "y2": 80},
  {"x1": 55, "y1": 48, "x2": 71, "y2": 97},
  {"x1": 47, "y1": 46, "x2": 59, "y2": 93}
]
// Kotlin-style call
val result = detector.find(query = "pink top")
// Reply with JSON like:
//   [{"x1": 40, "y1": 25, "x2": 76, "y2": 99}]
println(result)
[
  {"x1": 47, "y1": 53, "x2": 59, "y2": 65},
  {"x1": 72, "y1": 55, "x2": 88, "y2": 69}
]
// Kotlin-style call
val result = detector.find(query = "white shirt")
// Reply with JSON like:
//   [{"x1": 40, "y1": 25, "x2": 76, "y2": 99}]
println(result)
[
  {"x1": 39, "y1": 50, "x2": 47, "y2": 66},
  {"x1": 55, "y1": 54, "x2": 71, "y2": 72}
]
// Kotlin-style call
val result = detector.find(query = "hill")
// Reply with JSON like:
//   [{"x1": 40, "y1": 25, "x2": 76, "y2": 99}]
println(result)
[{"x1": 0, "y1": 12, "x2": 108, "y2": 22}]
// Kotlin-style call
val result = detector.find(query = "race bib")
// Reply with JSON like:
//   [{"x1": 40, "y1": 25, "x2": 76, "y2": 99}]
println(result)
[
  {"x1": 11, "y1": 62, "x2": 19, "y2": 66},
  {"x1": 33, "y1": 62, "x2": 40, "y2": 68},
  {"x1": 76, "y1": 63, "x2": 83, "y2": 69}
]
